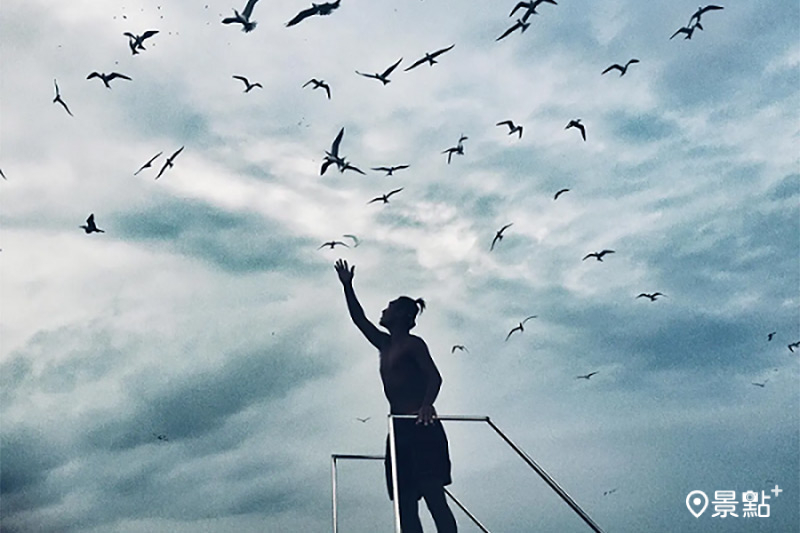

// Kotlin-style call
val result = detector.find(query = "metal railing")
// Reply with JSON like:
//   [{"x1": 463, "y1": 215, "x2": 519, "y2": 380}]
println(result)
[
  {"x1": 332, "y1": 414, "x2": 605, "y2": 533},
  {"x1": 331, "y1": 454, "x2": 490, "y2": 533}
]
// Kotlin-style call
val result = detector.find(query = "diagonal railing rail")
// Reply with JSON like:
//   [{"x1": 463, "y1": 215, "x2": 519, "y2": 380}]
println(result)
[
  {"x1": 387, "y1": 414, "x2": 605, "y2": 533},
  {"x1": 330, "y1": 454, "x2": 490, "y2": 533}
]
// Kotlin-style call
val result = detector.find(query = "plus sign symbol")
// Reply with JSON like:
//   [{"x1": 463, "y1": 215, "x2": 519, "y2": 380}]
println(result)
[{"x1": 770, "y1": 485, "x2": 782, "y2": 497}]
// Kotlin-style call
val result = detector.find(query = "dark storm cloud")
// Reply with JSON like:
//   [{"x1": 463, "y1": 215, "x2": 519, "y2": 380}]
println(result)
[
  {"x1": 113, "y1": 198, "x2": 322, "y2": 275},
  {"x1": 83, "y1": 339, "x2": 337, "y2": 452}
]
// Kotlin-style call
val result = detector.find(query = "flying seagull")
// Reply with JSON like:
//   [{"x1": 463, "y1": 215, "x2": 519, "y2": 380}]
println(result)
[
  {"x1": 637, "y1": 292, "x2": 665, "y2": 301},
  {"x1": 356, "y1": 58, "x2": 403, "y2": 85},
  {"x1": 554, "y1": 188, "x2": 570, "y2": 200},
  {"x1": 751, "y1": 380, "x2": 767, "y2": 388},
  {"x1": 87, "y1": 71, "x2": 132, "y2": 89},
  {"x1": 442, "y1": 134, "x2": 467, "y2": 164},
  {"x1": 321, "y1": 127, "x2": 346, "y2": 175},
  {"x1": 79, "y1": 214, "x2": 105, "y2": 234},
  {"x1": 566, "y1": 119, "x2": 586, "y2": 141},
  {"x1": 451, "y1": 345, "x2": 469, "y2": 353},
  {"x1": 342, "y1": 234, "x2": 360, "y2": 247},
  {"x1": 767, "y1": 331, "x2": 776, "y2": 341},
  {"x1": 356, "y1": 417, "x2": 371, "y2": 423},
  {"x1": 123, "y1": 30, "x2": 158, "y2": 54},
  {"x1": 689, "y1": 5, "x2": 724, "y2": 26},
  {"x1": 601, "y1": 59, "x2": 639, "y2": 76},
  {"x1": 441, "y1": 145, "x2": 464, "y2": 164},
  {"x1": 340, "y1": 161, "x2": 366, "y2": 175},
  {"x1": 303, "y1": 78, "x2": 331, "y2": 99},
  {"x1": 496, "y1": 120, "x2": 523, "y2": 139},
  {"x1": 53, "y1": 79, "x2": 73, "y2": 116},
  {"x1": 286, "y1": 0, "x2": 341, "y2": 27},
  {"x1": 670, "y1": 24, "x2": 699, "y2": 40},
  {"x1": 0, "y1": 168, "x2": 6, "y2": 180},
  {"x1": 583, "y1": 249, "x2": 615, "y2": 261},
  {"x1": 152, "y1": 433, "x2": 169, "y2": 442},
  {"x1": 788, "y1": 341, "x2": 800, "y2": 353},
  {"x1": 155, "y1": 146, "x2": 184, "y2": 180},
  {"x1": 134, "y1": 151, "x2": 163, "y2": 175},
  {"x1": 510, "y1": 0, "x2": 558, "y2": 22},
  {"x1": 490, "y1": 223, "x2": 513, "y2": 251},
  {"x1": 318, "y1": 240, "x2": 349, "y2": 250},
  {"x1": 496, "y1": 18, "x2": 530, "y2": 42},
  {"x1": 232, "y1": 75, "x2": 262, "y2": 92},
  {"x1": 371, "y1": 165, "x2": 409, "y2": 176},
  {"x1": 368, "y1": 188, "x2": 404, "y2": 204},
  {"x1": 505, "y1": 315, "x2": 537, "y2": 341},
  {"x1": 576, "y1": 371, "x2": 599, "y2": 380},
  {"x1": 603, "y1": 488, "x2": 618, "y2": 496},
  {"x1": 404, "y1": 44, "x2": 455, "y2": 71},
  {"x1": 222, "y1": 0, "x2": 260, "y2": 32}
]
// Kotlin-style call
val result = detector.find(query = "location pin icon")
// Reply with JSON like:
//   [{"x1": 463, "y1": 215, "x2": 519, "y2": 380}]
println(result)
[{"x1": 686, "y1": 490, "x2": 709, "y2": 518}]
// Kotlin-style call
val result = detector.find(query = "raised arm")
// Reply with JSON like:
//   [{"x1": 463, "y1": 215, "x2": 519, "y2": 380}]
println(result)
[
  {"x1": 334, "y1": 259, "x2": 389, "y2": 350},
  {"x1": 410, "y1": 336, "x2": 443, "y2": 425}
]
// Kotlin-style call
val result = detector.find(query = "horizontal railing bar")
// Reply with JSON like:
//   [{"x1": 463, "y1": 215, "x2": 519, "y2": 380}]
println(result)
[
  {"x1": 332, "y1": 454, "x2": 384, "y2": 461},
  {"x1": 388, "y1": 414, "x2": 490, "y2": 422}
]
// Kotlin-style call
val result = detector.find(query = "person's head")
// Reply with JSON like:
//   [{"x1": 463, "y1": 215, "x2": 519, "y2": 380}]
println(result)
[{"x1": 379, "y1": 296, "x2": 426, "y2": 331}]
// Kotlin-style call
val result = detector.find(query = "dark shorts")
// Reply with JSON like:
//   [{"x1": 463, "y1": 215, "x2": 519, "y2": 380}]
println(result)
[{"x1": 384, "y1": 418, "x2": 452, "y2": 501}]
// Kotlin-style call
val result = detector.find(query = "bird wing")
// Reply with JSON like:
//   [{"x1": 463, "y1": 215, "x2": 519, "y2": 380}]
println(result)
[
  {"x1": 670, "y1": 27, "x2": 687, "y2": 39},
  {"x1": 496, "y1": 25, "x2": 517, "y2": 41},
  {"x1": 87, "y1": 214, "x2": 95, "y2": 225},
  {"x1": 554, "y1": 188, "x2": 569, "y2": 199},
  {"x1": 342, "y1": 234, "x2": 360, "y2": 246},
  {"x1": 600, "y1": 249, "x2": 615, "y2": 256},
  {"x1": 286, "y1": 6, "x2": 317, "y2": 27},
  {"x1": 140, "y1": 30, "x2": 159, "y2": 40},
  {"x1": 108, "y1": 72, "x2": 132, "y2": 81},
  {"x1": 87, "y1": 72, "x2": 101, "y2": 80},
  {"x1": 302, "y1": 79, "x2": 317, "y2": 87},
  {"x1": 578, "y1": 123, "x2": 586, "y2": 140},
  {"x1": 431, "y1": 44, "x2": 455, "y2": 58},
  {"x1": 382, "y1": 58, "x2": 403, "y2": 77},
  {"x1": 232, "y1": 75, "x2": 249, "y2": 86},
  {"x1": 700, "y1": 5, "x2": 724, "y2": 15},
  {"x1": 601, "y1": 64, "x2": 622, "y2": 75},
  {"x1": 386, "y1": 187, "x2": 404, "y2": 198},
  {"x1": 330, "y1": 127, "x2": 344, "y2": 156},
  {"x1": 626, "y1": 58, "x2": 640, "y2": 66},
  {"x1": 509, "y1": 2, "x2": 530, "y2": 17},
  {"x1": 344, "y1": 164, "x2": 365, "y2": 175},
  {"x1": 155, "y1": 161, "x2": 169, "y2": 179},
  {"x1": 322, "y1": 83, "x2": 331, "y2": 99},
  {"x1": 499, "y1": 223, "x2": 513, "y2": 233},
  {"x1": 56, "y1": 97, "x2": 72, "y2": 116},
  {"x1": 403, "y1": 57, "x2": 427, "y2": 71},
  {"x1": 505, "y1": 326, "x2": 521, "y2": 341},
  {"x1": 522, "y1": 315, "x2": 537, "y2": 324},
  {"x1": 320, "y1": 158, "x2": 335, "y2": 176},
  {"x1": 582, "y1": 253, "x2": 596, "y2": 261},
  {"x1": 367, "y1": 196, "x2": 383, "y2": 204},
  {"x1": 588, "y1": 371, "x2": 599, "y2": 378},
  {"x1": 169, "y1": 146, "x2": 185, "y2": 160},
  {"x1": 242, "y1": 0, "x2": 260, "y2": 19},
  {"x1": 496, "y1": 120, "x2": 513, "y2": 129},
  {"x1": 394, "y1": 165, "x2": 409, "y2": 171},
  {"x1": 371, "y1": 167, "x2": 389, "y2": 172}
]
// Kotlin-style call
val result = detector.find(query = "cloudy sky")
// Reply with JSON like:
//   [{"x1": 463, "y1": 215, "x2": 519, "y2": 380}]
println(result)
[{"x1": 1, "y1": 1, "x2": 798, "y2": 532}]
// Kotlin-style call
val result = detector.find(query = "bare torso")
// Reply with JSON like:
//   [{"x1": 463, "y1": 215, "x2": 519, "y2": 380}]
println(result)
[{"x1": 379, "y1": 335, "x2": 427, "y2": 414}]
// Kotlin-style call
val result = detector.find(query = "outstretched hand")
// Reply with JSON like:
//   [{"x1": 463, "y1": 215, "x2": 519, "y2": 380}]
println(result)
[{"x1": 334, "y1": 259, "x2": 354, "y2": 285}]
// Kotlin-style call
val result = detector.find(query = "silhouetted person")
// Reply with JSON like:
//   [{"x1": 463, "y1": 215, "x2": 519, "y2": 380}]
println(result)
[{"x1": 335, "y1": 259, "x2": 457, "y2": 533}]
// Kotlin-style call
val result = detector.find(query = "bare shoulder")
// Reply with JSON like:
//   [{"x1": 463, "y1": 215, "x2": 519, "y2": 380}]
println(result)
[{"x1": 408, "y1": 335, "x2": 430, "y2": 352}]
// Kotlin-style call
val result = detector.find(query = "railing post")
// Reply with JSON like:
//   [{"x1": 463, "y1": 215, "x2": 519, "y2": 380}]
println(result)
[{"x1": 331, "y1": 455, "x2": 338, "y2": 533}]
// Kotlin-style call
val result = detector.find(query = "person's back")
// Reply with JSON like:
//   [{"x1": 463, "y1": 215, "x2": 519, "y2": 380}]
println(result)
[{"x1": 335, "y1": 259, "x2": 457, "y2": 532}]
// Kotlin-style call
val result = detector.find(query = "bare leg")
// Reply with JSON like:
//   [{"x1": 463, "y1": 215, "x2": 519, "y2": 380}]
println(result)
[
  {"x1": 420, "y1": 480, "x2": 457, "y2": 532},
  {"x1": 399, "y1": 492, "x2": 424, "y2": 533}
]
